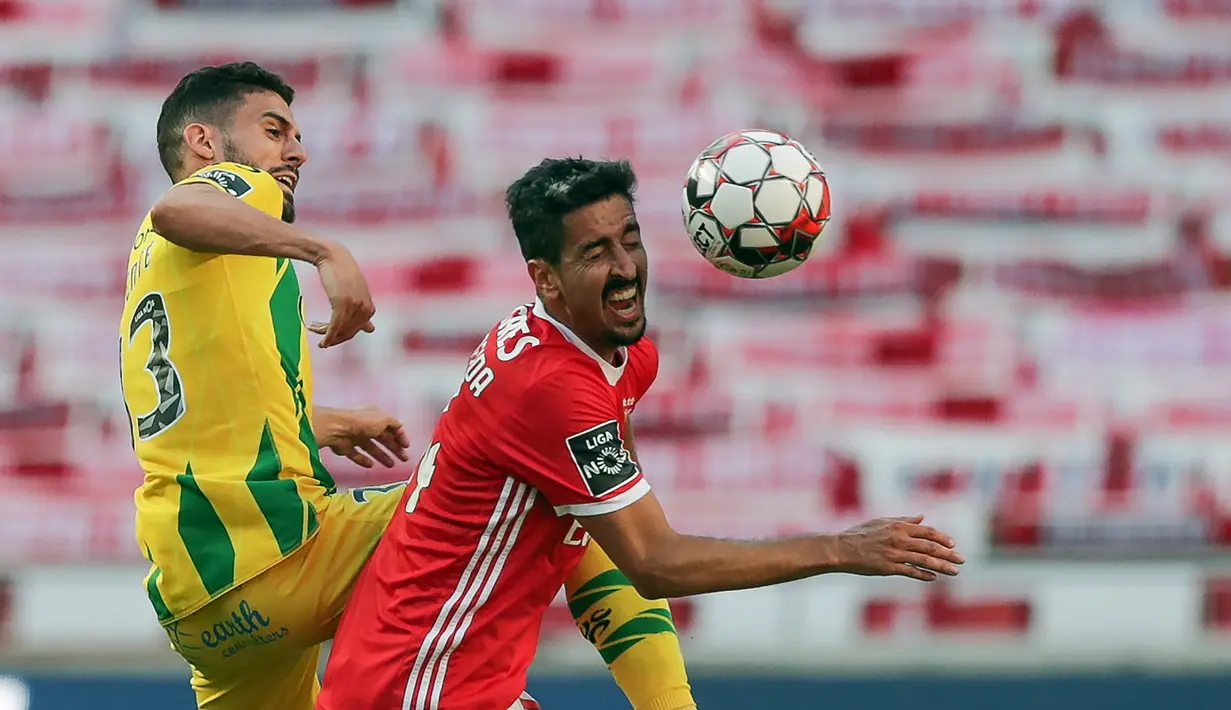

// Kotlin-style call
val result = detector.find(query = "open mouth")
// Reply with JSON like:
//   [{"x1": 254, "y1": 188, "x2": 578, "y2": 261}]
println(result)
[
  {"x1": 272, "y1": 173, "x2": 297, "y2": 192},
  {"x1": 605, "y1": 284, "x2": 640, "y2": 322}
]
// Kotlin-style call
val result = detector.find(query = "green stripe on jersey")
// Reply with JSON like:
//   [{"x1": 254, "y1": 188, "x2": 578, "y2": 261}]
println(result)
[
  {"x1": 269, "y1": 261, "x2": 335, "y2": 491},
  {"x1": 176, "y1": 463, "x2": 237, "y2": 596},
  {"x1": 246, "y1": 421, "x2": 306, "y2": 556},
  {"x1": 302, "y1": 415, "x2": 335, "y2": 491},
  {"x1": 146, "y1": 567, "x2": 172, "y2": 623}
]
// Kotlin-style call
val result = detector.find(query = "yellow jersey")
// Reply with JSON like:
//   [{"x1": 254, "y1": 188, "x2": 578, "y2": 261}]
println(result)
[{"x1": 120, "y1": 162, "x2": 335, "y2": 625}]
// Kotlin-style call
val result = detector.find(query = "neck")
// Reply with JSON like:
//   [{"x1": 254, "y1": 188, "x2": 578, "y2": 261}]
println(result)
[{"x1": 539, "y1": 300, "x2": 619, "y2": 365}]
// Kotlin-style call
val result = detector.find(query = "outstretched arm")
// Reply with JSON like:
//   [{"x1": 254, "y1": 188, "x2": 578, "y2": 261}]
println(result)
[
  {"x1": 582, "y1": 492, "x2": 963, "y2": 600},
  {"x1": 565, "y1": 543, "x2": 695, "y2": 710}
]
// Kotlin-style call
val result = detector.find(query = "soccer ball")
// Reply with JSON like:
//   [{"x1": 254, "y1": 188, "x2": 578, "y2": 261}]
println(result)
[{"x1": 682, "y1": 129, "x2": 831, "y2": 279}]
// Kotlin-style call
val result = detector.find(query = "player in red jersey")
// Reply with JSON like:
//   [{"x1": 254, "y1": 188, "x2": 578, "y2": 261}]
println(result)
[{"x1": 319, "y1": 158, "x2": 966, "y2": 710}]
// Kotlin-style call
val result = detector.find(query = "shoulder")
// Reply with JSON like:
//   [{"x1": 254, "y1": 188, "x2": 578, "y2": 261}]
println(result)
[
  {"x1": 626, "y1": 337, "x2": 659, "y2": 374},
  {"x1": 176, "y1": 162, "x2": 275, "y2": 197},
  {"x1": 175, "y1": 162, "x2": 282, "y2": 217},
  {"x1": 509, "y1": 308, "x2": 603, "y2": 391},
  {"x1": 483, "y1": 304, "x2": 611, "y2": 407},
  {"x1": 624, "y1": 337, "x2": 659, "y2": 397},
  {"x1": 449, "y1": 304, "x2": 590, "y2": 412}
]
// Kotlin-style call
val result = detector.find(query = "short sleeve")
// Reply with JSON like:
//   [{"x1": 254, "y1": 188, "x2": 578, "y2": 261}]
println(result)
[
  {"x1": 177, "y1": 162, "x2": 284, "y2": 220},
  {"x1": 495, "y1": 371, "x2": 650, "y2": 518}
]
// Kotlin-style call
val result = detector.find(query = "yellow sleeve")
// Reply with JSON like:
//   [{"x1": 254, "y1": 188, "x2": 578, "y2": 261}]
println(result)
[
  {"x1": 177, "y1": 162, "x2": 284, "y2": 220},
  {"x1": 566, "y1": 543, "x2": 695, "y2": 710}
]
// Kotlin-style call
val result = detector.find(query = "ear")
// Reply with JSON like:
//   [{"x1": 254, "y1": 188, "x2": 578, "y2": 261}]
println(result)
[
  {"x1": 182, "y1": 123, "x2": 218, "y2": 164},
  {"x1": 526, "y1": 259, "x2": 562, "y2": 302}
]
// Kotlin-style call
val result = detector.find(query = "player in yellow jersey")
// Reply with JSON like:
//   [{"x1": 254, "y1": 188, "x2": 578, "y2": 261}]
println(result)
[{"x1": 119, "y1": 62, "x2": 695, "y2": 710}]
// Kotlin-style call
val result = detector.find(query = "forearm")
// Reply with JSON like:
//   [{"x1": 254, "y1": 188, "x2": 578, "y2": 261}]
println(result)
[
  {"x1": 566, "y1": 544, "x2": 694, "y2": 710},
  {"x1": 637, "y1": 533, "x2": 842, "y2": 599},
  {"x1": 150, "y1": 185, "x2": 330, "y2": 262}
]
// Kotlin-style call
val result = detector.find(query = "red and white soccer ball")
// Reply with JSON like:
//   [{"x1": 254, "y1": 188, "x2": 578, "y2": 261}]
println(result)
[{"x1": 682, "y1": 129, "x2": 831, "y2": 279}]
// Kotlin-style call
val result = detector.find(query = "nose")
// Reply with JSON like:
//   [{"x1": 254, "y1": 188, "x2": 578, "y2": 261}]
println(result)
[
  {"x1": 610, "y1": 243, "x2": 636, "y2": 281},
  {"x1": 284, "y1": 136, "x2": 307, "y2": 167}
]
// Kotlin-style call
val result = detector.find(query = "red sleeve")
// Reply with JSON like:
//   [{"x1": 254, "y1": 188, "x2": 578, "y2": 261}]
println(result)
[{"x1": 494, "y1": 369, "x2": 650, "y2": 518}]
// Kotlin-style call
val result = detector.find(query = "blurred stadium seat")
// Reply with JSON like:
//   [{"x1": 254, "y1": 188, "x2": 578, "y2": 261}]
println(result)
[{"x1": 2, "y1": 0, "x2": 1231, "y2": 708}]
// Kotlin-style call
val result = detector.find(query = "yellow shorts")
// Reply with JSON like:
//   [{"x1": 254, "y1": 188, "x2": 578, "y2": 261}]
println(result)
[{"x1": 162, "y1": 482, "x2": 406, "y2": 710}]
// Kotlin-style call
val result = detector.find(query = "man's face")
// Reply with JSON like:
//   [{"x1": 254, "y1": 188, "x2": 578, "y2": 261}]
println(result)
[
  {"x1": 549, "y1": 195, "x2": 648, "y2": 359},
  {"x1": 218, "y1": 90, "x2": 305, "y2": 223}
]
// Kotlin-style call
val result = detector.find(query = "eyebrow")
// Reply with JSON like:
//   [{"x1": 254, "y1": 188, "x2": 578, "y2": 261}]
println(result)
[
  {"x1": 262, "y1": 111, "x2": 302, "y2": 142},
  {"x1": 579, "y1": 237, "x2": 606, "y2": 253}
]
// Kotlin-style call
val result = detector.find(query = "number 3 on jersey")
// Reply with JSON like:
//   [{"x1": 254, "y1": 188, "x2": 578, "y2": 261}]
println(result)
[
  {"x1": 405, "y1": 442, "x2": 440, "y2": 514},
  {"x1": 127, "y1": 292, "x2": 186, "y2": 440}
]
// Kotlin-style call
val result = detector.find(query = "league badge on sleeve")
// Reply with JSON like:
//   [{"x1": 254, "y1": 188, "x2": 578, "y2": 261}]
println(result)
[
  {"x1": 198, "y1": 168, "x2": 253, "y2": 198},
  {"x1": 565, "y1": 420, "x2": 639, "y2": 497}
]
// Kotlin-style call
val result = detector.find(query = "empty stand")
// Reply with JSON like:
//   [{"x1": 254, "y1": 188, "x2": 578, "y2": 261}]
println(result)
[{"x1": 2, "y1": 0, "x2": 1230, "y2": 566}]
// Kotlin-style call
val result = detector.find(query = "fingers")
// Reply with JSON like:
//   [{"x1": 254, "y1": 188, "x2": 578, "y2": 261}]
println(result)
[
  {"x1": 376, "y1": 427, "x2": 411, "y2": 462},
  {"x1": 358, "y1": 439, "x2": 397, "y2": 468},
  {"x1": 318, "y1": 312, "x2": 351, "y2": 349},
  {"x1": 895, "y1": 521, "x2": 954, "y2": 548},
  {"x1": 331, "y1": 444, "x2": 374, "y2": 469},
  {"x1": 317, "y1": 303, "x2": 376, "y2": 349},
  {"x1": 308, "y1": 322, "x2": 328, "y2": 335},
  {"x1": 890, "y1": 514, "x2": 925, "y2": 524},
  {"x1": 895, "y1": 549, "x2": 961, "y2": 577},
  {"x1": 903, "y1": 536, "x2": 965, "y2": 565},
  {"x1": 894, "y1": 563, "x2": 938, "y2": 582},
  {"x1": 333, "y1": 438, "x2": 405, "y2": 470},
  {"x1": 319, "y1": 313, "x2": 371, "y2": 348},
  {"x1": 393, "y1": 425, "x2": 410, "y2": 451},
  {"x1": 346, "y1": 449, "x2": 375, "y2": 468},
  {"x1": 890, "y1": 526, "x2": 965, "y2": 579}
]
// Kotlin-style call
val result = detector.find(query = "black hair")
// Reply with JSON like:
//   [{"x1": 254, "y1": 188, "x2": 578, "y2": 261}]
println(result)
[
  {"x1": 156, "y1": 61, "x2": 295, "y2": 180},
  {"x1": 505, "y1": 158, "x2": 638, "y2": 264}
]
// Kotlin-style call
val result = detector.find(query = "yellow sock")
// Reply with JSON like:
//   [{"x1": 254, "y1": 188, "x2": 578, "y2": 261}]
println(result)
[{"x1": 566, "y1": 543, "x2": 695, "y2": 710}]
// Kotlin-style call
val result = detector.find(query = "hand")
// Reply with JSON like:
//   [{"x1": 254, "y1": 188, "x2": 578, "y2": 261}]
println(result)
[
  {"x1": 308, "y1": 241, "x2": 375, "y2": 348},
  {"x1": 317, "y1": 406, "x2": 410, "y2": 469},
  {"x1": 834, "y1": 515, "x2": 964, "y2": 582}
]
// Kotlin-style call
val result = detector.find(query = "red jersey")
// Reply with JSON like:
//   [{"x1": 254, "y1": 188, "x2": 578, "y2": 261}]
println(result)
[{"x1": 318, "y1": 300, "x2": 657, "y2": 710}]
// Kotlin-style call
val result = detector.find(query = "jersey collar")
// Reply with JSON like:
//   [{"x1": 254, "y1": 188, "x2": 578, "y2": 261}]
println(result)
[{"x1": 532, "y1": 298, "x2": 626, "y2": 386}]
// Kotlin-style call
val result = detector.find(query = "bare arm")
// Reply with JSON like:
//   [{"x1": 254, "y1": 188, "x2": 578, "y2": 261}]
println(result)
[
  {"x1": 149, "y1": 183, "x2": 331, "y2": 263},
  {"x1": 584, "y1": 421, "x2": 841, "y2": 598},
  {"x1": 580, "y1": 493, "x2": 848, "y2": 599}
]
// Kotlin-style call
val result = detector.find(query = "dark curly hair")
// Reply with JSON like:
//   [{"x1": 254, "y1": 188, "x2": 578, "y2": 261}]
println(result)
[
  {"x1": 156, "y1": 61, "x2": 295, "y2": 180},
  {"x1": 505, "y1": 158, "x2": 638, "y2": 264}
]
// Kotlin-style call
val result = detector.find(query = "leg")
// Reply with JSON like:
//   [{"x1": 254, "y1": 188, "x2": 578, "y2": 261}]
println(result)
[
  {"x1": 296, "y1": 482, "x2": 408, "y2": 640},
  {"x1": 189, "y1": 645, "x2": 321, "y2": 710},
  {"x1": 165, "y1": 482, "x2": 405, "y2": 710},
  {"x1": 165, "y1": 553, "x2": 323, "y2": 710},
  {"x1": 565, "y1": 543, "x2": 696, "y2": 710}
]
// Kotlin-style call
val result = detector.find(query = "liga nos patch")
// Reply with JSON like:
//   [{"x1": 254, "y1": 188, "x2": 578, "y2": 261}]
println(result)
[
  {"x1": 565, "y1": 420, "x2": 639, "y2": 497},
  {"x1": 198, "y1": 168, "x2": 253, "y2": 198}
]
